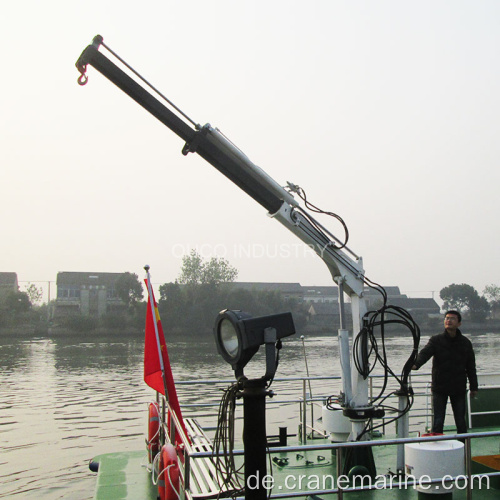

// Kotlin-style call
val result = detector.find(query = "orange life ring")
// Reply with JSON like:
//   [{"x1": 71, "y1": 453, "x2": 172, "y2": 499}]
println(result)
[
  {"x1": 158, "y1": 444, "x2": 180, "y2": 500},
  {"x1": 147, "y1": 402, "x2": 160, "y2": 463}
]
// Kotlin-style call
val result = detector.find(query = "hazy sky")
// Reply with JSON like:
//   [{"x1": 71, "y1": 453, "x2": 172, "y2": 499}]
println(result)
[{"x1": 2, "y1": 1, "x2": 499, "y2": 301}]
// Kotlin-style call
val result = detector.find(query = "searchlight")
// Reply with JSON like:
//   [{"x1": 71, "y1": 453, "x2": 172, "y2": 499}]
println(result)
[{"x1": 213, "y1": 309, "x2": 295, "y2": 380}]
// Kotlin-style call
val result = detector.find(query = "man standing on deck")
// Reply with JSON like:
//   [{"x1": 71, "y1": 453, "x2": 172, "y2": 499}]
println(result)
[{"x1": 412, "y1": 310, "x2": 478, "y2": 434}]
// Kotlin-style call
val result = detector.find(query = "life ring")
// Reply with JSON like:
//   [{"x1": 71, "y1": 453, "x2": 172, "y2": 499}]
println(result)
[
  {"x1": 147, "y1": 401, "x2": 160, "y2": 463},
  {"x1": 158, "y1": 444, "x2": 180, "y2": 500}
]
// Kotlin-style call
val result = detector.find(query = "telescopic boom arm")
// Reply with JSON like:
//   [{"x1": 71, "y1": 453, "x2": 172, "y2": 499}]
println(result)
[
  {"x1": 76, "y1": 37, "x2": 377, "y2": 428},
  {"x1": 77, "y1": 38, "x2": 424, "y2": 455},
  {"x1": 76, "y1": 36, "x2": 366, "y2": 298}
]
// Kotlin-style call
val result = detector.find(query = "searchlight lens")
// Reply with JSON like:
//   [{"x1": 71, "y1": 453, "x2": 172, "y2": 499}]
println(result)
[{"x1": 220, "y1": 318, "x2": 239, "y2": 358}]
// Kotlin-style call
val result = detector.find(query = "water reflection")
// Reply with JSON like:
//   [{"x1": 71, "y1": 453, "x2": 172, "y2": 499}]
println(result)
[{"x1": 0, "y1": 331, "x2": 498, "y2": 498}]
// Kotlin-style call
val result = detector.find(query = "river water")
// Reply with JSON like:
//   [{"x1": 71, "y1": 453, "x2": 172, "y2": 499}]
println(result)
[{"x1": 1, "y1": 330, "x2": 499, "y2": 499}]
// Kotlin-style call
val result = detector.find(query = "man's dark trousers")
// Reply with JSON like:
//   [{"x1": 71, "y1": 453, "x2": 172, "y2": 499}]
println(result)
[{"x1": 432, "y1": 391, "x2": 467, "y2": 434}]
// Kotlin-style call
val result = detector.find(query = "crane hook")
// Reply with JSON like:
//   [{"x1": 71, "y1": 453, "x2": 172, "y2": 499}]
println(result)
[{"x1": 77, "y1": 64, "x2": 88, "y2": 86}]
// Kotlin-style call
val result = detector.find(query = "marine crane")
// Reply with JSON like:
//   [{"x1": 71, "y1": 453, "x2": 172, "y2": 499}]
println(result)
[{"x1": 76, "y1": 36, "x2": 418, "y2": 461}]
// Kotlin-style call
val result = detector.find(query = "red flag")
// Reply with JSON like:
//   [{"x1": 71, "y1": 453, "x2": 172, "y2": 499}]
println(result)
[{"x1": 144, "y1": 279, "x2": 188, "y2": 443}]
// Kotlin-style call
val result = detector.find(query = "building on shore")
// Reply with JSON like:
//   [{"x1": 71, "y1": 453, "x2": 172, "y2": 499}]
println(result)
[
  {"x1": 51, "y1": 273, "x2": 440, "y2": 324},
  {"x1": 230, "y1": 282, "x2": 304, "y2": 302},
  {"x1": 54, "y1": 272, "x2": 127, "y2": 318},
  {"x1": 0, "y1": 272, "x2": 19, "y2": 300},
  {"x1": 228, "y1": 283, "x2": 440, "y2": 327}
]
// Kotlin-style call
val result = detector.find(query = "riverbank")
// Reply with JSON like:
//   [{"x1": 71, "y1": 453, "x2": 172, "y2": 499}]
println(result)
[
  {"x1": 301, "y1": 320, "x2": 500, "y2": 337},
  {"x1": 0, "y1": 324, "x2": 143, "y2": 338},
  {"x1": 2, "y1": 321, "x2": 499, "y2": 339}
]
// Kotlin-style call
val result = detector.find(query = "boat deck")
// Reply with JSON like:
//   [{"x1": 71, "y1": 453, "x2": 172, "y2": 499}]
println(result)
[
  {"x1": 90, "y1": 374, "x2": 500, "y2": 499},
  {"x1": 91, "y1": 451, "x2": 157, "y2": 500},
  {"x1": 90, "y1": 428, "x2": 500, "y2": 499},
  {"x1": 267, "y1": 432, "x2": 500, "y2": 499}
]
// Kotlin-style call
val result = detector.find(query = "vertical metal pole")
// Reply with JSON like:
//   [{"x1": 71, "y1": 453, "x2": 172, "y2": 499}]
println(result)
[
  {"x1": 162, "y1": 396, "x2": 166, "y2": 445},
  {"x1": 465, "y1": 436, "x2": 472, "y2": 500},
  {"x1": 310, "y1": 390, "x2": 314, "y2": 438},
  {"x1": 242, "y1": 378, "x2": 268, "y2": 500},
  {"x1": 396, "y1": 392, "x2": 409, "y2": 472},
  {"x1": 336, "y1": 279, "x2": 353, "y2": 405},
  {"x1": 467, "y1": 389, "x2": 473, "y2": 428},
  {"x1": 369, "y1": 376, "x2": 374, "y2": 433},
  {"x1": 302, "y1": 379, "x2": 307, "y2": 443},
  {"x1": 349, "y1": 294, "x2": 369, "y2": 440},
  {"x1": 425, "y1": 383, "x2": 431, "y2": 431},
  {"x1": 184, "y1": 453, "x2": 191, "y2": 493},
  {"x1": 350, "y1": 294, "x2": 369, "y2": 408},
  {"x1": 336, "y1": 447, "x2": 343, "y2": 500},
  {"x1": 300, "y1": 336, "x2": 314, "y2": 438},
  {"x1": 279, "y1": 427, "x2": 287, "y2": 446},
  {"x1": 337, "y1": 279, "x2": 347, "y2": 330},
  {"x1": 47, "y1": 281, "x2": 51, "y2": 321}
]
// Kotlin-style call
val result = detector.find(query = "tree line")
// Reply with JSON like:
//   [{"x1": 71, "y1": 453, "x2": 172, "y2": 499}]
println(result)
[
  {"x1": 0, "y1": 251, "x2": 307, "y2": 335},
  {"x1": 103, "y1": 251, "x2": 308, "y2": 334},
  {"x1": 157, "y1": 251, "x2": 307, "y2": 335},
  {"x1": 1, "y1": 254, "x2": 499, "y2": 333},
  {"x1": 440, "y1": 283, "x2": 499, "y2": 322}
]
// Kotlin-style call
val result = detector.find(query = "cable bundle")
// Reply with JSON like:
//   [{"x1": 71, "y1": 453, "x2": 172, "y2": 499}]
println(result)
[
  {"x1": 353, "y1": 282, "x2": 421, "y2": 438},
  {"x1": 283, "y1": 185, "x2": 421, "y2": 438},
  {"x1": 212, "y1": 382, "x2": 245, "y2": 495},
  {"x1": 286, "y1": 183, "x2": 349, "y2": 250}
]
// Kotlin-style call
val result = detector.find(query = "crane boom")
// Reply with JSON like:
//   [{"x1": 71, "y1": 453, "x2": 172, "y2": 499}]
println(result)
[
  {"x1": 75, "y1": 39, "x2": 426, "y2": 471},
  {"x1": 76, "y1": 37, "x2": 383, "y2": 441},
  {"x1": 76, "y1": 36, "x2": 365, "y2": 297}
]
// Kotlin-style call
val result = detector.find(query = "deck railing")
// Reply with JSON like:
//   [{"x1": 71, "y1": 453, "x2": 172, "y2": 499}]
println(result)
[
  {"x1": 174, "y1": 372, "x2": 436, "y2": 440},
  {"x1": 159, "y1": 373, "x2": 499, "y2": 500},
  {"x1": 186, "y1": 430, "x2": 500, "y2": 500},
  {"x1": 467, "y1": 384, "x2": 500, "y2": 428}
]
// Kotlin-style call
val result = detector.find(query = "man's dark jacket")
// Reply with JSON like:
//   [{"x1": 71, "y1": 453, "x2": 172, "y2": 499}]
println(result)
[{"x1": 414, "y1": 329, "x2": 478, "y2": 395}]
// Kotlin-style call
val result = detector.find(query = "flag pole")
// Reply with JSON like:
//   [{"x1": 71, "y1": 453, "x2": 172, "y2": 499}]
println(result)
[{"x1": 144, "y1": 265, "x2": 169, "y2": 401}]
